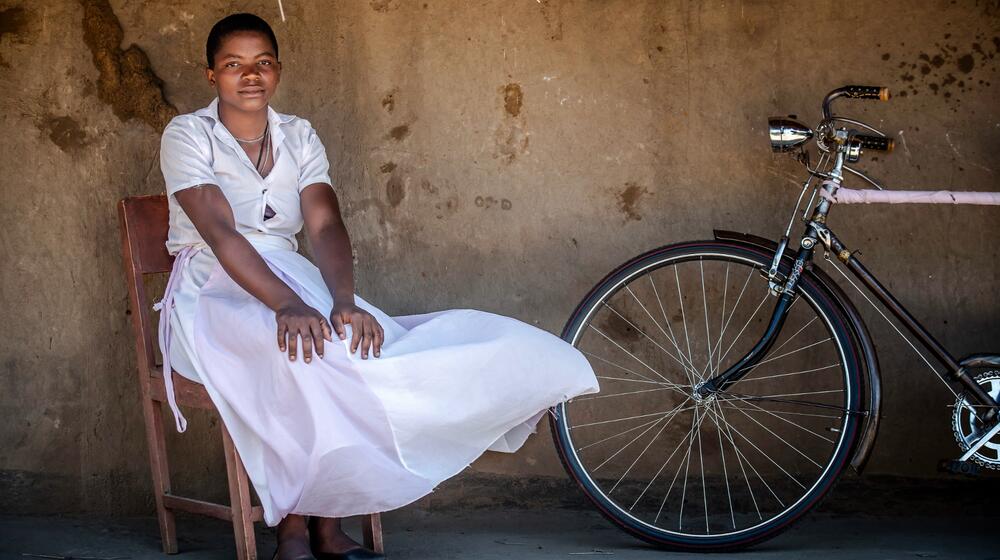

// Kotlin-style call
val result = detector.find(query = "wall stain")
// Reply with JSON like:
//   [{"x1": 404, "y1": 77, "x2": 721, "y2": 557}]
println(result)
[
  {"x1": 386, "y1": 171, "x2": 406, "y2": 207},
  {"x1": 600, "y1": 311, "x2": 641, "y2": 345},
  {"x1": 0, "y1": 7, "x2": 30, "y2": 42},
  {"x1": 0, "y1": 7, "x2": 32, "y2": 66},
  {"x1": 381, "y1": 88, "x2": 398, "y2": 113},
  {"x1": 537, "y1": 0, "x2": 563, "y2": 41},
  {"x1": 41, "y1": 115, "x2": 88, "y2": 153},
  {"x1": 503, "y1": 83, "x2": 523, "y2": 117},
  {"x1": 370, "y1": 0, "x2": 399, "y2": 13},
  {"x1": 388, "y1": 124, "x2": 410, "y2": 141},
  {"x1": 615, "y1": 182, "x2": 651, "y2": 222},
  {"x1": 886, "y1": 33, "x2": 997, "y2": 100},
  {"x1": 78, "y1": 0, "x2": 177, "y2": 131},
  {"x1": 379, "y1": 162, "x2": 397, "y2": 173},
  {"x1": 494, "y1": 84, "x2": 528, "y2": 163}
]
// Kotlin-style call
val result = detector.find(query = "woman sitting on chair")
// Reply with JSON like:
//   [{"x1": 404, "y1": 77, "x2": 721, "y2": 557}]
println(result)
[{"x1": 158, "y1": 12, "x2": 599, "y2": 560}]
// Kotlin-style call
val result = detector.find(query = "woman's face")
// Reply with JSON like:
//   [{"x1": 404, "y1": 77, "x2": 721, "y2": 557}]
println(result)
[{"x1": 205, "y1": 31, "x2": 281, "y2": 113}]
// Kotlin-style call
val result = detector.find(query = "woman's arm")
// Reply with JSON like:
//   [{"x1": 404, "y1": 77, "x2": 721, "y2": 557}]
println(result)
[
  {"x1": 174, "y1": 185, "x2": 331, "y2": 362},
  {"x1": 300, "y1": 183, "x2": 383, "y2": 359}
]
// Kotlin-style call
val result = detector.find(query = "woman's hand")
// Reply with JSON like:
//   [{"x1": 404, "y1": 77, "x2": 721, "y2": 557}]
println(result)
[
  {"x1": 330, "y1": 302, "x2": 384, "y2": 359},
  {"x1": 275, "y1": 298, "x2": 332, "y2": 363}
]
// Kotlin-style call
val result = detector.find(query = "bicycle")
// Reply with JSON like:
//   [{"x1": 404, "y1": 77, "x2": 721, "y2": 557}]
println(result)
[{"x1": 549, "y1": 85, "x2": 1000, "y2": 551}]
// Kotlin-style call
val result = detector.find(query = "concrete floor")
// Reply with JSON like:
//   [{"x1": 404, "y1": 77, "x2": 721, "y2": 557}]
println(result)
[{"x1": 1, "y1": 506, "x2": 996, "y2": 560}]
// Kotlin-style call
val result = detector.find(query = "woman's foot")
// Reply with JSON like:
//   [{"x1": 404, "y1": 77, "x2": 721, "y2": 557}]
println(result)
[
  {"x1": 275, "y1": 514, "x2": 316, "y2": 560},
  {"x1": 308, "y1": 517, "x2": 383, "y2": 559}
]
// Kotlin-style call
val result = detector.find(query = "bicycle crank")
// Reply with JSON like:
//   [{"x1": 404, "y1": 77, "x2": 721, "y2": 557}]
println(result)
[{"x1": 952, "y1": 370, "x2": 1000, "y2": 470}]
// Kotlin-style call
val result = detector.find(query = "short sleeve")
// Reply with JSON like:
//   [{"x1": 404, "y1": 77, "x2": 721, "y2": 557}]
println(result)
[
  {"x1": 160, "y1": 118, "x2": 217, "y2": 197},
  {"x1": 298, "y1": 124, "x2": 333, "y2": 192}
]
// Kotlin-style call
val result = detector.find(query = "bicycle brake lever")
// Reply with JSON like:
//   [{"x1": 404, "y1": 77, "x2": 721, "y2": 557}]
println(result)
[{"x1": 844, "y1": 165, "x2": 886, "y2": 190}]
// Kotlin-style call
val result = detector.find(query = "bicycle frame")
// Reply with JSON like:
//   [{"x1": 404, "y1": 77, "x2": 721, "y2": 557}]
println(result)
[{"x1": 697, "y1": 150, "x2": 1000, "y2": 423}]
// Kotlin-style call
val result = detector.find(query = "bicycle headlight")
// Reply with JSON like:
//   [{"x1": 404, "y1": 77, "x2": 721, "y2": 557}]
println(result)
[{"x1": 768, "y1": 118, "x2": 814, "y2": 152}]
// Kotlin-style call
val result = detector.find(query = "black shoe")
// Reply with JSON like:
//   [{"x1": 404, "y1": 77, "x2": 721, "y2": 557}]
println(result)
[{"x1": 312, "y1": 548, "x2": 385, "y2": 560}]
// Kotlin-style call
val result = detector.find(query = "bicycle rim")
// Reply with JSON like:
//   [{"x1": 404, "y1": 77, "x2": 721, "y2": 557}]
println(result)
[{"x1": 552, "y1": 241, "x2": 861, "y2": 550}]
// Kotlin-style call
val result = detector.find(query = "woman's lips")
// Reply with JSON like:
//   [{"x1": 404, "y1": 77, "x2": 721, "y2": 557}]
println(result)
[{"x1": 238, "y1": 89, "x2": 265, "y2": 97}]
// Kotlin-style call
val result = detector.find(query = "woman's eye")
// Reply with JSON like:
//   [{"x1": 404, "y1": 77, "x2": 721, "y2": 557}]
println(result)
[
  {"x1": 226, "y1": 62, "x2": 239, "y2": 68},
  {"x1": 258, "y1": 60, "x2": 272, "y2": 65}
]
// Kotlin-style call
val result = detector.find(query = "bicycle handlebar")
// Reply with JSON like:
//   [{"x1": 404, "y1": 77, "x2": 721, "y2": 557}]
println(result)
[
  {"x1": 822, "y1": 85, "x2": 890, "y2": 119},
  {"x1": 854, "y1": 134, "x2": 894, "y2": 153},
  {"x1": 841, "y1": 85, "x2": 890, "y2": 101}
]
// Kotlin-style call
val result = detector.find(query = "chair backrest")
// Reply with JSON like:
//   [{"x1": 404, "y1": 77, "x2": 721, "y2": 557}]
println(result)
[{"x1": 118, "y1": 195, "x2": 172, "y2": 377}]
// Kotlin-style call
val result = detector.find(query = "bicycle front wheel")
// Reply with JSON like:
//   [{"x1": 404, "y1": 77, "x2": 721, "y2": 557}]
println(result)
[{"x1": 552, "y1": 241, "x2": 862, "y2": 551}]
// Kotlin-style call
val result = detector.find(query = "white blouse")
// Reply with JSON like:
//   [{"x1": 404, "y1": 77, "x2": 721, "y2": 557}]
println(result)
[{"x1": 160, "y1": 97, "x2": 333, "y2": 255}]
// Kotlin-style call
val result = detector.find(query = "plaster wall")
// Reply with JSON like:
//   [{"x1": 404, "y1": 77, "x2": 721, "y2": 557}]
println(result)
[{"x1": 1, "y1": 0, "x2": 997, "y2": 514}]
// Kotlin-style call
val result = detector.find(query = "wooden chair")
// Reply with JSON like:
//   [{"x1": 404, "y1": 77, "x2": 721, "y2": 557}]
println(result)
[{"x1": 118, "y1": 195, "x2": 384, "y2": 559}]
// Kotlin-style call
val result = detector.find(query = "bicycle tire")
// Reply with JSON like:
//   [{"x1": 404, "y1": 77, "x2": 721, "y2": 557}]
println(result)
[{"x1": 550, "y1": 240, "x2": 863, "y2": 551}]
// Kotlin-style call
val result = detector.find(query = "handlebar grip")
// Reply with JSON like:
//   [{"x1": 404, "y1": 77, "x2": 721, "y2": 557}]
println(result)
[
  {"x1": 855, "y1": 134, "x2": 894, "y2": 152},
  {"x1": 843, "y1": 85, "x2": 890, "y2": 101}
]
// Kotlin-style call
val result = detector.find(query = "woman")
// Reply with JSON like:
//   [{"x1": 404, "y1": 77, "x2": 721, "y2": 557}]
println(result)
[{"x1": 159, "y1": 13, "x2": 599, "y2": 560}]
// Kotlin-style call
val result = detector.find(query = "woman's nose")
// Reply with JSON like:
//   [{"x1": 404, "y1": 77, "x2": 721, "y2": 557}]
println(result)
[{"x1": 242, "y1": 66, "x2": 261, "y2": 80}]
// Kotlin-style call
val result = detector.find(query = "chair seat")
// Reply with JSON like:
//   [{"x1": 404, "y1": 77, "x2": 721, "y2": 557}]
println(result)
[{"x1": 150, "y1": 366, "x2": 215, "y2": 410}]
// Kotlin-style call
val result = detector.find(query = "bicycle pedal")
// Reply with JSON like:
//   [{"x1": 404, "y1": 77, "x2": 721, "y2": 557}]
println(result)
[{"x1": 937, "y1": 459, "x2": 981, "y2": 476}]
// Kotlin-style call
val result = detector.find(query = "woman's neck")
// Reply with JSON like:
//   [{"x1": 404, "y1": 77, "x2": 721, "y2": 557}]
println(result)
[{"x1": 217, "y1": 101, "x2": 268, "y2": 140}]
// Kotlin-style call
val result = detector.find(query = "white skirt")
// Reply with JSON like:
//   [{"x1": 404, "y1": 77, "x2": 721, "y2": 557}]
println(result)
[{"x1": 163, "y1": 236, "x2": 599, "y2": 526}]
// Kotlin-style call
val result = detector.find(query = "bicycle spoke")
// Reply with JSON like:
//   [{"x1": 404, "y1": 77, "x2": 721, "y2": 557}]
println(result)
[
  {"x1": 594, "y1": 398, "x2": 694, "y2": 471},
  {"x1": 583, "y1": 349, "x2": 691, "y2": 395},
  {"x1": 577, "y1": 416, "x2": 663, "y2": 452},
  {"x1": 629, "y1": 407, "x2": 700, "y2": 511},
  {"x1": 674, "y1": 266, "x2": 697, "y2": 384},
  {"x1": 718, "y1": 396, "x2": 836, "y2": 444},
  {"x1": 649, "y1": 277, "x2": 700, "y2": 389},
  {"x1": 601, "y1": 303, "x2": 699, "y2": 387},
  {"x1": 628, "y1": 283, "x2": 699, "y2": 380},
  {"x1": 570, "y1": 405, "x2": 698, "y2": 429},
  {"x1": 719, "y1": 393, "x2": 852, "y2": 413},
  {"x1": 576, "y1": 385, "x2": 680, "y2": 402},
  {"x1": 740, "y1": 363, "x2": 840, "y2": 383},
  {"x1": 727, "y1": 404, "x2": 824, "y2": 468},
  {"x1": 701, "y1": 259, "x2": 715, "y2": 383},
  {"x1": 715, "y1": 262, "x2": 730, "y2": 379},
  {"x1": 608, "y1": 397, "x2": 693, "y2": 493},
  {"x1": 696, "y1": 402, "x2": 709, "y2": 534},
  {"x1": 718, "y1": 411, "x2": 807, "y2": 490},
  {"x1": 715, "y1": 399, "x2": 736, "y2": 529},
  {"x1": 588, "y1": 325, "x2": 676, "y2": 386},
  {"x1": 655, "y1": 407, "x2": 704, "y2": 524},
  {"x1": 711, "y1": 403, "x2": 784, "y2": 507}
]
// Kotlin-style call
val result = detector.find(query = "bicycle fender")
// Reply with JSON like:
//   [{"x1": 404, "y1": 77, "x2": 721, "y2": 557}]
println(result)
[{"x1": 713, "y1": 229, "x2": 882, "y2": 474}]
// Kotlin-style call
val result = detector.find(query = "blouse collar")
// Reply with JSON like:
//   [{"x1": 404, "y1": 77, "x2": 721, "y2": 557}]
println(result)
[{"x1": 195, "y1": 97, "x2": 292, "y2": 152}]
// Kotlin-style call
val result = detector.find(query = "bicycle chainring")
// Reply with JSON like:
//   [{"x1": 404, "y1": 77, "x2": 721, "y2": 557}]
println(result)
[{"x1": 952, "y1": 370, "x2": 1000, "y2": 470}]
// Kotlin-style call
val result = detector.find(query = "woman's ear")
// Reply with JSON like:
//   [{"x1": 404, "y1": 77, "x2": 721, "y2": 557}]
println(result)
[{"x1": 205, "y1": 66, "x2": 216, "y2": 87}]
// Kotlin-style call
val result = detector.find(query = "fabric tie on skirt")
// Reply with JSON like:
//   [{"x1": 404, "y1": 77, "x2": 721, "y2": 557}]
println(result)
[{"x1": 153, "y1": 244, "x2": 201, "y2": 432}]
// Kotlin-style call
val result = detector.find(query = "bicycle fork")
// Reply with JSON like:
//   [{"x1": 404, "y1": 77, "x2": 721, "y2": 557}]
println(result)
[{"x1": 694, "y1": 228, "x2": 818, "y2": 400}]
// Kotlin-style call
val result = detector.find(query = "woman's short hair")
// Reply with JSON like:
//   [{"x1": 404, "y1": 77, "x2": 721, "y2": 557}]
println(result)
[{"x1": 206, "y1": 13, "x2": 279, "y2": 68}]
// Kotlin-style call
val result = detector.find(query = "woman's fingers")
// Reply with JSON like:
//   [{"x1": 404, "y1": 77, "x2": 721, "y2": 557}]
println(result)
[
  {"x1": 301, "y1": 324, "x2": 314, "y2": 363},
  {"x1": 373, "y1": 322, "x2": 384, "y2": 358},
  {"x1": 319, "y1": 317, "x2": 333, "y2": 342},
  {"x1": 361, "y1": 319, "x2": 374, "y2": 359},
  {"x1": 287, "y1": 327, "x2": 298, "y2": 361},
  {"x1": 330, "y1": 313, "x2": 347, "y2": 340},
  {"x1": 350, "y1": 312, "x2": 363, "y2": 354},
  {"x1": 311, "y1": 319, "x2": 325, "y2": 359},
  {"x1": 277, "y1": 321, "x2": 288, "y2": 352}
]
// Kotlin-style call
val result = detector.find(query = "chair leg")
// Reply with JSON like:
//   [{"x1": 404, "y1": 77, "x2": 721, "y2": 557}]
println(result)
[
  {"x1": 141, "y1": 397, "x2": 178, "y2": 554},
  {"x1": 362, "y1": 513, "x2": 383, "y2": 554},
  {"x1": 222, "y1": 422, "x2": 257, "y2": 560}
]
